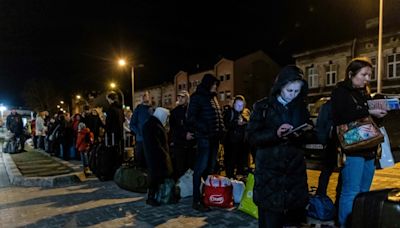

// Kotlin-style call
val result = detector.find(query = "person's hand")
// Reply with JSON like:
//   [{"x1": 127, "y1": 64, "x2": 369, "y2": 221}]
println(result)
[
  {"x1": 186, "y1": 132, "x2": 194, "y2": 140},
  {"x1": 277, "y1": 123, "x2": 293, "y2": 138},
  {"x1": 369, "y1": 109, "x2": 388, "y2": 118}
]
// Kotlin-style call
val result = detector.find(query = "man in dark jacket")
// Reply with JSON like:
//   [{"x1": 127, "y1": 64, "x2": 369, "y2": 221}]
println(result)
[
  {"x1": 130, "y1": 91, "x2": 153, "y2": 168},
  {"x1": 105, "y1": 92, "x2": 125, "y2": 167},
  {"x1": 246, "y1": 66, "x2": 312, "y2": 227},
  {"x1": 6, "y1": 108, "x2": 25, "y2": 152},
  {"x1": 169, "y1": 90, "x2": 195, "y2": 180},
  {"x1": 186, "y1": 73, "x2": 225, "y2": 212}
]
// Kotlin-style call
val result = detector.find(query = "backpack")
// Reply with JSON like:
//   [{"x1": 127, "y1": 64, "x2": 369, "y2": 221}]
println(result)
[{"x1": 307, "y1": 194, "x2": 336, "y2": 221}]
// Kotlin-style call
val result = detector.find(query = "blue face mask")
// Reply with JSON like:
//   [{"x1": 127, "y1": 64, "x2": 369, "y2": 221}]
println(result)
[{"x1": 234, "y1": 100, "x2": 244, "y2": 112}]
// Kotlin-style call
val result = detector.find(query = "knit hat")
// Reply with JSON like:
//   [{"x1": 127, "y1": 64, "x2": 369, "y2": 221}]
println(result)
[{"x1": 78, "y1": 122, "x2": 86, "y2": 131}]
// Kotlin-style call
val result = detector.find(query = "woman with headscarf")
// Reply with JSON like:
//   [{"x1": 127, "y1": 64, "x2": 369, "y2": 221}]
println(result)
[{"x1": 142, "y1": 107, "x2": 173, "y2": 206}]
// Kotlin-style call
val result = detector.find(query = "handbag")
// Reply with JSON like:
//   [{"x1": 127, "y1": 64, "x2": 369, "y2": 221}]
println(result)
[{"x1": 336, "y1": 116, "x2": 384, "y2": 151}]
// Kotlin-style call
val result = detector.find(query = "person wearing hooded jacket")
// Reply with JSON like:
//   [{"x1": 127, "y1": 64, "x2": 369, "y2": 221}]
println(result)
[
  {"x1": 222, "y1": 95, "x2": 251, "y2": 178},
  {"x1": 246, "y1": 66, "x2": 313, "y2": 227},
  {"x1": 142, "y1": 107, "x2": 173, "y2": 206},
  {"x1": 186, "y1": 73, "x2": 225, "y2": 212}
]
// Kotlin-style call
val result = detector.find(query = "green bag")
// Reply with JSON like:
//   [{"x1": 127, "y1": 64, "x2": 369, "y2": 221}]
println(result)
[
  {"x1": 155, "y1": 178, "x2": 179, "y2": 205},
  {"x1": 238, "y1": 173, "x2": 258, "y2": 219},
  {"x1": 113, "y1": 165, "x2": 148, "y2": 193}
]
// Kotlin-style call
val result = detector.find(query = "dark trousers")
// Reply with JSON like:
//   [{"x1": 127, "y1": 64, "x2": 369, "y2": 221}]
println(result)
[
  {"x1": 135, "y1": 141, "x2": 147, "y2": 169},
  {"x1": 32, "y1": 136, "x2": 38, "y2": 149},
  {"x1": 171, "y1": 144, "x2": 195, "y2": 181},
  {"x1": 224, "y1": 141, "x2": 249, "y2": 178},
  {"x1": 192, "y1": 137, "x2": 219, "y2": 203},
  {"x1": 38, "y1": 136, "x2": 45, "y2": 150},
  {"x1": 258, "y1": 207, "x2": 306, "y2": 228}
]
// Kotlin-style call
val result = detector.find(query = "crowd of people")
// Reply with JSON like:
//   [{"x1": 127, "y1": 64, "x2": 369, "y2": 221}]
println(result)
[{"x1": 4, "y1": 56, "x2": 388, "y2": 227}]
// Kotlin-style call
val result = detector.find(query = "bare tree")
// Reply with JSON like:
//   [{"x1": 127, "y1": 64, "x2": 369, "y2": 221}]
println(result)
[{"x1": 22, "y1": 78, "x2": 59, "y2": 113}]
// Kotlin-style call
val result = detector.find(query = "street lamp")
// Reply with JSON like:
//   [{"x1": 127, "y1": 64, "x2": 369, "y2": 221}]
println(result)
[
  {"x1": 117, "y1": 58, "x2": 144, "y2": 109},
  {"x1": 377, "y1": 0, "x2": 384, "y2": 93},
  {"x1": 109, "y1": 82, "x2": 125, "y2": 107}
]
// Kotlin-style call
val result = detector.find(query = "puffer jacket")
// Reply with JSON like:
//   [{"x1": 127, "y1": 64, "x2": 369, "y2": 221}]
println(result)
[
  {"x1": 246, "y1": 65, "x2": 311, "y2": 212},
  {"x1": 186, "y1": 74, "x2": 225, "y2": 139}
]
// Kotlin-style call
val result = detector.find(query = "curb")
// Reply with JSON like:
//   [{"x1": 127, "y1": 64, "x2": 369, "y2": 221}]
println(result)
[{"x1": 2, "y1": 150, "x2": 84, "y2": 187}]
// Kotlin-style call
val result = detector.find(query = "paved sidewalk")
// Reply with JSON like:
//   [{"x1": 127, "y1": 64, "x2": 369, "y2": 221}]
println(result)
[
  {"x1": 1, "y1": 144, "x2": 400, "y2": 227},
  {"x1": 0, "y1": 152, "x2": 11, "y2": 188}
]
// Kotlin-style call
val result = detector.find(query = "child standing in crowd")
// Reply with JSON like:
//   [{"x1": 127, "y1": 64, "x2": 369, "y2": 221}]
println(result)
[{"x1": 76, "y1": 122, "x2": 94, "y2": 176}]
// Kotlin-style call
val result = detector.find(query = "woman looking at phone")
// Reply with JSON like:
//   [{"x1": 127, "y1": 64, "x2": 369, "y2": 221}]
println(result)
[{"x1": 246, "y1": 65, "x2": 313, "y2": 227}]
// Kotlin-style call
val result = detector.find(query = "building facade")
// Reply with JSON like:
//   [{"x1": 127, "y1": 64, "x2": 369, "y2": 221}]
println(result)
[{"x1": 294, "y1": 31, "x2": 400, "y2": 105}]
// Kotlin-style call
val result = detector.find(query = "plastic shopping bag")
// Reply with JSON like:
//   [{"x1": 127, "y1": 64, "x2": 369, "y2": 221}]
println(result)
[
  {"x1": 177, "y1": 169, "x2": 193, "y2": 198},
  {"x1": 238, "y1": 173, "x2": 258, "y2": 219},
  {"x1": 203, "y1": 175, "x2": 233, "y2": 208},
  {"x1": 231, "y1": 180, "x2": 245, "y2": 204},
  {"x1": 379, "y1": 127, "x2": 395, "y2": 168}
]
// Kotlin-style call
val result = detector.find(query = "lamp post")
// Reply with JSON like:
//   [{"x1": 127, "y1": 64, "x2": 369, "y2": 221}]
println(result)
[
  {"x1": 377, "y1": 0, "x2": 384, "y2": 93},
  {"x1": 118, "y1": 58, "x2": 144, "y2": 109},
  {"x1": 110, "y1": 82, "x2": 125, "y2": 107}
]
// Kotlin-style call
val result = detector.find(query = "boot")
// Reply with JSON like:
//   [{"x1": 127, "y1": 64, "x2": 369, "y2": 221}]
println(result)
[
  {"x1": 83, "y1": 167, "x2": 93, "y2": 177},
  {"x1": 146, "y1": 191, "x2": 160, "y2": 207},
  {"x1": 192, "y1": 201, "x2": 211, "y2": 212}
]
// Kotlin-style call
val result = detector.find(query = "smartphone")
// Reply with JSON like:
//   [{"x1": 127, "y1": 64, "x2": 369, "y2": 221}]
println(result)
[{"x1": 282, "y1": 123, "x2": 313, "y2": 137}]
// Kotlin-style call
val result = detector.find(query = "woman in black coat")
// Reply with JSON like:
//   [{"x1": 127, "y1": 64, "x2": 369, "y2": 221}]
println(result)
[
  {"x1": 142, "y1": 107, "x2": 173, "y2": 206},
  {"x1": 246, "y1": 65, "x2": 312, "y2": 227}
]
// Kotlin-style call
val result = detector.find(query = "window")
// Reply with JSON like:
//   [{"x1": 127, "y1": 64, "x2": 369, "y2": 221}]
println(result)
[
  {"x1": 387, "y1": 54, "x2": 400, "y2": 78},
  {"x1": 226, "y1": 74, "x2": 231, "y2": 80},
  {"x1": 226, "y1": 91, "x2": 232, "y2": 100},
  {"x1": 326, "y1": 64, "x2": 337, "y2": 86},
  {"x1": 370, "y1": 57, "x2": 377, "y2": 81},
  {"x1": 182, "y1": 84, "x2": 186, "y2": 89},
  {"x1": 178, "y1": 84, "x2": 182, "y2": 90},
  {"x1": 307, "y1": 67, "x2": 319, "y2": 88},
  {"x1": 220, "y1": 75, "x2": 224, "y2": 81},
  {"x1": 219, "y1": 91, "x2": 225, "y2": 101}
]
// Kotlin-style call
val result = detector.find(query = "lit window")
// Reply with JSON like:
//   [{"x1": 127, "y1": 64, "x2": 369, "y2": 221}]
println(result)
[
  {"x1": 387, "y1": 54, "x2": 400, "y2": 78},
  {"x1": 326, "y1": 64, "x2": 337, "y2": 86},
  {"x1": 370, "y1": 57, "x2": 377, "y2": 81},
  {"x1": 226, "y1": 91, "x2": 232, "y2": 100},
  {"x1": 307, "y1": 67, "x2": 319, "y2": 88},
  {"x1": 219, "y1": 91, "x2": 225, "y2": 101}
]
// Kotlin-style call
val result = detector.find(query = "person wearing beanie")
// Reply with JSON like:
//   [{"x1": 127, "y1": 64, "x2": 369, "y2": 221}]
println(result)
[
  {"x1": 246, "y1": 65, "x2": 313, "y2": 227},
  {"x1": 222, "y1": 95, "x2": 251, "y2": 178},
  {"x1": 142, "y1": 107, "x2": 173, "y2": 206},
  {"x1": 186, "y1": 73, "x2": 225, "y2": 212},
  {"x1": 169, "y1": 90, "x2": 195, "y2": 181}
]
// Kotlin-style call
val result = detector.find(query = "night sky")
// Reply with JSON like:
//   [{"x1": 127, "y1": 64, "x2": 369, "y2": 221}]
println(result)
[{"x1": 0, "y1": 0, "x2": 398, "y2": 107}]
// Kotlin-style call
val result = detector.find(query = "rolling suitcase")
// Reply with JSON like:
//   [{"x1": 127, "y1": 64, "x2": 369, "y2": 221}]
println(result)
[
  {"x1": 352, "y1": 188, "x2": 400, "y2": 228},
  {"x1": 95, "y1": 133, "x2": 120, "y2": 181}
]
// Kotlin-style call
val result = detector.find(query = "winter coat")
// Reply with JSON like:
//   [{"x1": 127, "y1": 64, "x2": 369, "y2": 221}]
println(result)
[
  {"x1": 331, "y1": 80, "x2": 376, "y2": 159},
  {"x1": 130, "y1": 103, "x2": 153, "y2": 142},
  {"x1": 142, "y1": 115, "x2": 173, "y2": 181},
  {"x1": 170, "y1": 104, "x2": 193, "y2": 146},
  {"x1": 76, "y1": 128, "x2": 94, "y2": 152},
  {"x1": 35, "y1": 116, "x2": 46, "y2": 136},
  {"x1": 105, "y1": 102, "x2": 124, "y2": 141},
  {"x1": 83, "y1": 113, "x2": 104, "y2": 139},
  {"x1": 223, "y1": 106, "x2": 251, "y2": 143},
  {"x1": 6, "y1": 113, "x2": 23, "y2": 135},
  {"x1": 186, "y1": 74, "x2": 225, "y2": 139},
  {"x1": 316, "y1": 100, "x2": 333, "y2": 145},
  {"x1": 246, "y1": 65, "x2": 311, "y2": 212}
]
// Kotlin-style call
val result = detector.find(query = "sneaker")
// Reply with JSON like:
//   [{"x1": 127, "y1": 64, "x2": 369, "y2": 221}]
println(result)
[
  {"x1": 146, "y1": 198, "x2": 161, "y2": 207},
  {"x1": 84, "y1": 167, "x2": 93, "y2": 177},
  {"x1": 192, "y1": 201, "x2": 211, "y2": 212}
]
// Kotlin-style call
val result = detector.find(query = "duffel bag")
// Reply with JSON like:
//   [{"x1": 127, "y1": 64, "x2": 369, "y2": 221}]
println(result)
[{"x1": 114, "y1": 165, "x2": 148, "y2": 193}]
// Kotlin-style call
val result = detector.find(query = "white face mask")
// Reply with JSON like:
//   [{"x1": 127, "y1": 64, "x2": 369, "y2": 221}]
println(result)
[
  {"x1": 280, "y1": 81, "x2": 303, "y2": 103},
  {"x1": 234, "y1": 100, "x2": 244, "y2": 112}
]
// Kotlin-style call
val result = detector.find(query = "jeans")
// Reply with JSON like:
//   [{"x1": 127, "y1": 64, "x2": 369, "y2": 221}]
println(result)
[
  {"x1": 81, "y1": 151, "x2": 89, "y2": 167},
  {"x1": 192, "y1": 137, "x2": 219, "y2": 203},
  {"x1": 339, "y1": 156, "x2": 375, "y2": 226}
]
